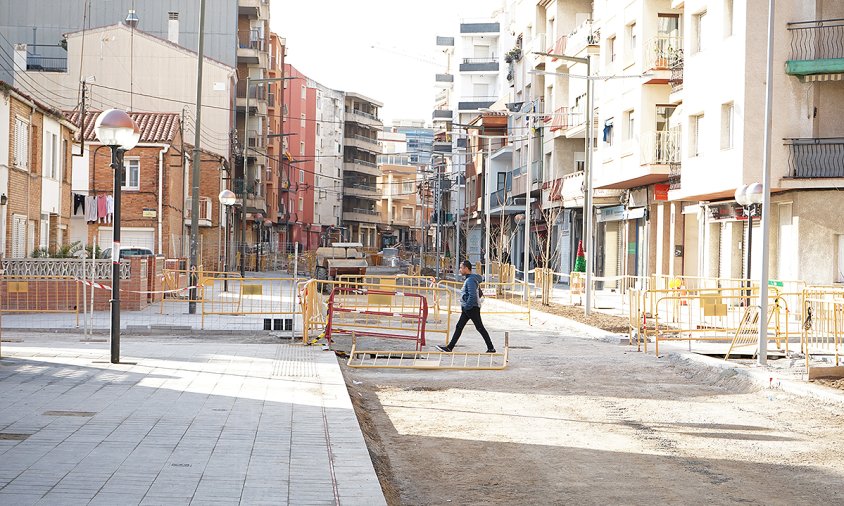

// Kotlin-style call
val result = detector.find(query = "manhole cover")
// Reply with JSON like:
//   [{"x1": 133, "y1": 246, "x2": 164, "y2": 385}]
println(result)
[
  {"x1": 43, "y1": 411, "x2": 96, "y2": 417},
  {"x1": 171, "y1": 463, "x2": 192, "y2": 468},
  {"x1": 0, "y1": 433, "x2": 30, "y2": 441}
]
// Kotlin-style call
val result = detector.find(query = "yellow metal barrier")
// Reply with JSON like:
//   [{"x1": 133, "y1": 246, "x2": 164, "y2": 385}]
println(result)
[
  {"x1": 347, "y1": 331, "x2": 509, "y2": 370},
  {"x1": 436, "y1": 279, "x2": 532, "y2": 324},
  {"x1": 635, "y1": 287, "x2": 786, "y2": 355},
  {"x1": 200, "y1": 277, "x2": 302, "y2": 329},
  {"x1": 801, "y1": 288, "x2": 844, "y2": 369},
  {"x1": 298, "y1": 278, "x2": 453, "y2": 346}
]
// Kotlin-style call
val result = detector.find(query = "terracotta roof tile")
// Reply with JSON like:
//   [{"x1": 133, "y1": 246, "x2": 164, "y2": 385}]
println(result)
[{"x1": 64, "y1": 110, "x2": 180, "y2": 144}]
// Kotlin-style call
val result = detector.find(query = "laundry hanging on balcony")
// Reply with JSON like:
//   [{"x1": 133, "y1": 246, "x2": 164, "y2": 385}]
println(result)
[
  {"x1": 603, "y1": 118, "x2": 614, "y2": 142},
  {"x1": 73, "y1": 192, "x2": 114, "y2": 224}
]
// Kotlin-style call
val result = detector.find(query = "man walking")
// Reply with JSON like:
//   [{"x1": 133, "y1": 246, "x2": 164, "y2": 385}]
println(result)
[{"x1": 436, "y1": 260, "x2": 496, "y2": 353}]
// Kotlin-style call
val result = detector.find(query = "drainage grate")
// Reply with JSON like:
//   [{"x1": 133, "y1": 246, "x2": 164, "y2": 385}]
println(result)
[
  {"x1": 0, "y1": 433, "x2": 31, "y2": 441},
  {"x1": 43, "y1": 411, "x2": 96, "y2": 417}
]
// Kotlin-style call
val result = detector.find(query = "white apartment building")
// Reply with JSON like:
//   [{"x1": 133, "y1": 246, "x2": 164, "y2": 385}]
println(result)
[
  {"x1": 313, "y1": 83, "x2": 344, "y2": 233},
  {"x1": 668, "y1": 0, "x2": 844, "y2": 285}
]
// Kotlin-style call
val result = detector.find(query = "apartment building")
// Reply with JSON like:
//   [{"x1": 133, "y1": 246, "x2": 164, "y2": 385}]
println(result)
[
  {"x1": 665, "y1": 0, "x2": 844, "y2": 285},
  {"x1": 378, "y1": 128, "x2": 424, "y2": 250},
  {"x1": 588, "y1": 0, "x2": 682, "y2": 284},
  {"x1": 235, "y1": 0, "x2": 272, "y2": 256},
  {"x1": 266, "y1": 33, "x2": 286, "y2": 251},
  {"x1": 313, "y1": 83, "x2": 345, "y2": 246},
  {"x1": 342, "y1": 93, "x2": 383, "y2": 247},
  {"x1": 0, "y1": 84, "x2": 76, "y2": 258},
  {"x1": 15, "y1": 23, "x2": 236, "y2": 158},
  {"x1": 0, "y1": 0, "x2": 239, "y2": 85}
]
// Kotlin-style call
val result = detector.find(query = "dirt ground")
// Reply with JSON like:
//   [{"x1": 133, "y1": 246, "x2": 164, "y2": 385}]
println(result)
[{"x1": 338, "y1": 307, "x2": 844, "y2": 506}]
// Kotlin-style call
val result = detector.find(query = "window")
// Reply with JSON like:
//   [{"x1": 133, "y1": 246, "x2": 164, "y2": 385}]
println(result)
[
  {"x1": 298, "y1": 197, "x2": 303, "y2": 211},
  {"x1": 14, "y1": 117, "x2": 29, "y2": 170},
  {"x1": 44, "y1": 132, "x2": 57, "y2": 179},
  {"x1": 62, "y1": 139, "x2": 68, "y2": 182},
  {"x1": 694, "y1": 11, "x2": 708, "y2": 53},
  {"x1": 300, "y1": 141, "x2": 305, "y2": 156},
  {"x1": 626, "y1": 23, "x2": 637, "y2": 63},
  {"x1": 603, "y1": 118, "x2": 615, "y2": 146},
  {"x1": 624, "y1": 110, "x2": 635, "y2": 141},
  {"x1": 123, "y1": 158, "x2": 140, "y2": 190},
  {"x1": 402, "y1": 181, "x2": 415, "y2": 194},
  {"x1": 316, "y1": 123, "x2": 321, "y2": 136},
  {"x1": 299, "y1": 169, "x2": 305, "y2": 183},
  {"x1": 11, "y1": 214, "x2": 26, "y2": 258},
  {"x1": 300, "y1": 113, "x2": 305, "y2": 128},
  {"x1": 39, "y1": 215, "x2": 49, "y2": 250},
  {"x1": 721, "y1": 103, "x2": 734, "y2": 150},
  {"x1": 607, "y1": 36, "x2": 616, "y2": 64},
  {"x1": 301, "y1": 84, "x2": 306, "y2": 99},
  {"x1": 690, "y1": 114, "x2": 705, "y2": 156},
  {"x1": 402, "y1": 207, "x2": 413, "y2": 221},
  {"x1": 724, "y1": 0, "x2": 734, "y2": 38},
  {"x1": 497, "y1": 172, "x2": 506, "y2": 190}
]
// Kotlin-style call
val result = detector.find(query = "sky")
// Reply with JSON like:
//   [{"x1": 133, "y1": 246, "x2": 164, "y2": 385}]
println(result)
[{"x1": 271, "y1": 0, "x2": 499, "y2": 126}]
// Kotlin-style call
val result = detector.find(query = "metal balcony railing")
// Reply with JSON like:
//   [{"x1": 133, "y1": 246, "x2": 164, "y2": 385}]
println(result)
[
  {"x1": 349, "y1": 208, "x2": 379, "y2": 216},
  {"x1": 351, "y1": 134, "x2": 378, "y2": 145},
  {"x1": 785, "y1": 138, "x2": 844, "y2": 178},
  {"x1": 25, "y1": 44, "x2": 67, "y2": 72},
  {"x1": 347, "y1": 108, "x2": 378, "y2": 121},
  {"x1": 668, "y1": 163, "x2": 682, "y2": 190},
  {"x1": 348, "y1": 158, "x2": 377, "y2": 168},
  {"x1": 787, "y1": 18, "x2": 844, "y2": 61},
  {"x1": 641, "y1": 130, "x2": 681, "y2": 165},
  {"x1": 646, "y1": 35, "x2": 683, "y2": 70},
  {"x1": 185, "y1": 196, "x2": 212, "y2": 221},
  {"x1": 566, "y1": 19, "x2": 599, "y2": 55},
  {"x1": 238, "y1": 29, "x2": 266, "y2": 51},
  {"x1": 462, "y1": 57, "x2": 498, "y2": 65},
  {"x1": 669, "y1": 50, "x2": 684, "y2": 92}
]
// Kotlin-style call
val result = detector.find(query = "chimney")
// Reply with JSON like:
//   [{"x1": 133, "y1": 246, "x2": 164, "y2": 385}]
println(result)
[
  {"x1": 124, "y1": 9, "x2": 139, "y2": 28},
  {"x1": 168, "y1": 12, "x2": 179, "y2": 44}
]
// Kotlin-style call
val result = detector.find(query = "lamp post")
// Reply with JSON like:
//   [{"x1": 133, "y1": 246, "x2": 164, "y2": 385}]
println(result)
[
  {"x1": 219, "y1": 189, "x2": 236, "y2": 287},
  {"x1": 94, "y1": 109, "x2": 140, "y2": 364},
  {"x1": 735, "y1": 183, "x2": 763, "y2": 304}
]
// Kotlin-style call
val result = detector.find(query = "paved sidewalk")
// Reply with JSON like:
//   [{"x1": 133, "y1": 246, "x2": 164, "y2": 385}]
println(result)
[{"x1": 0, "y1": 337, "x2": 386, "y2": 505}]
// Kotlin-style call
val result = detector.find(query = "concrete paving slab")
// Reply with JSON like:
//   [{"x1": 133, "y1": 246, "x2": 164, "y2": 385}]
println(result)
[{"x1": 0, "y1": 337, "x2": 386, "y2": 505}]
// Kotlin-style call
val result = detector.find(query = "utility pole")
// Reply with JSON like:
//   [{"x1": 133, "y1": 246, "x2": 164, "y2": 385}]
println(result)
[
  {"x1": 523, "y1": 105, "x2": 533, "y2": 301},
  {"x1": 188, "y1": 0, "x2": 206, "y2": 314},
  {"x1": 435, "y1": 156, "x2": 442, "y2": 279}
]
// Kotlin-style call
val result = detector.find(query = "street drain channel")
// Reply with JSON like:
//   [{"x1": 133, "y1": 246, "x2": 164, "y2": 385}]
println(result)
[
  {"x1": 0, "y1": 433, "x2": 30, "y2": 441},
  {"x1": 43, "y1": 411, "x2": 96, "y2": 417}
]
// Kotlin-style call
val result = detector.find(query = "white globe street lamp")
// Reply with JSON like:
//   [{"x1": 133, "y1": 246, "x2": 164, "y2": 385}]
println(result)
[{"x1": 94, "y1": 109, "x2": 140, "y2": 364}]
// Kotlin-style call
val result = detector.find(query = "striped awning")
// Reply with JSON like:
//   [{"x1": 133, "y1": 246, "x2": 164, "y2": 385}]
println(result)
[{"x1": 802, "y1": 73, "x2": 844, "y2": 82}]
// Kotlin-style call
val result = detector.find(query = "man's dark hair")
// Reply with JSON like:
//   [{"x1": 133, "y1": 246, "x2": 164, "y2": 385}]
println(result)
[{"x1": 461, "y1": 260, "x2": 473, "y2": 270}]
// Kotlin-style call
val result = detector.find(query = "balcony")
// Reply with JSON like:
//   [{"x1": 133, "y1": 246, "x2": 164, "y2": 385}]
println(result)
[
  {"x1": 343, "y1": 183, "x2": 380, "y2": 199},
  {"x1": 345, "y1": 108, "x2": 382, "y2": 128},
  {"x1": 237, "y1": 29, "x2": 268, "y2": 66},
  {"x1": 378, "y1": 154, "x2": 413, "y2": 167},
  {"x1": 236, "y1": 83, "x2": 268, "y2": 116},
  {"x1": 549, "y1": 105, "x2": 596, "y2": 138},
  {"x1": 344, "y1": 134, "x2": 380, "y2": 153},
  {"x1": 785, "y1": 138, "x2": 844, "y2": 178},
  {"x1": 646, "y1": 35, "x2": 682, "y2": 71},
  {"x1": 787, "y1": 19, "x2": 844, "y2": 78},
  {"x1": 343, "y1": 159, "x2": 380, "y2": 177},
  {"x1": 529, "y1": 34, "x2": 546, "y2": 69},
  {"x1": 459, "y1": 58, "x2": 499, "y2": 73},
  {"x1": 433, "y1": 141, "x2": 452, "y2": 154},
  {"x1": 669, "y1": 50, "x2": 684, "y2": 94},
  {"x1": 435, "y1": 73, "x2": 454, "y2": 87},
  {"x1": 184, "y1": 197, "x2": 213, "y2": 227},
  {"x1": 641, "y1": 130, "x2": 681, "y2": 165},
  {"x1": 432, "y1": 109, "x2": 453, "y2": 121},
  {"x1": 24, "y1": 44, "x2": 67, "y2": 72},
  {"x1": 460, "y1": 21, "x2": 500, "y2": 35},
  {"x1": 547, "y1": 35, "x2": 567, "y2": 63},
  {"x1": 343, "y1": 208, "x2": 381, "y2": 224},
  {"x1": 560, "y1": 171, "x2": 624, "y2": 208},
  {"x1": 457, "y1": 96, "x2": 498, "y2": 111},
  {"x1": 246, "y1": 129, "x2": 266, "y2": 149},
  {"x1": 238, "y1": 0, "x2": 268, "y2": 19},
  {"x1": 436, "y1": 36, "x2": 455, "y2": 47},
  {"x1": 563, "y1": 19, "x2": 599, "y2": 59}
]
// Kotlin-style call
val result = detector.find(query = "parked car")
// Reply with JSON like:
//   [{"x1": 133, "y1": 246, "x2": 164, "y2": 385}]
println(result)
[{"x1": 101, "y1": 247, "x2": 154, "y2": 259}]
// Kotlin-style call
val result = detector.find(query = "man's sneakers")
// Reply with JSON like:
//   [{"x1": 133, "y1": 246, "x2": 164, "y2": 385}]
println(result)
[
  {"x1": 485, "y1": 349, "x2": 497, "y2": 353},
  {"x1": 435, "y1": 345, "x2": 451, "y2": 353}
]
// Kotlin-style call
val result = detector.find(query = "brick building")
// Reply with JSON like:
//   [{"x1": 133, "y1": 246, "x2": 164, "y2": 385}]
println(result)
[
  {"x1": 67, "y1": 111, "x2": 227, "y2": 269},
  {"x1": 0, "y1": 83, "x2": 76, "y2": 258}
]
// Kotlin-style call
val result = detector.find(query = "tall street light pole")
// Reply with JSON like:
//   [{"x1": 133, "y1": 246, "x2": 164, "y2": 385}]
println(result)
[
  {"x1": 758, "y1": 0, "x2": 776, "y2": 366},
  {"x1": 188, "y1": 0, "x2": 206, "y2": 314},
  {"x1": 532, "y1": 51, "x2": 594, "y2": 315},
  {"x1": 94, "y1": 109, "x2": 140, "y2": 364}
]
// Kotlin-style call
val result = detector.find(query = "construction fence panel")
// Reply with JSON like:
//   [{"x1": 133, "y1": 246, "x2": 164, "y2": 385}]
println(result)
[
  {"x1": 326, "y1": 288, "x2": 428, "y2": 351},
  {"x1": 299, "y1": 279, "x2": 453, "y2": 346},
  {"x1": 802, "y1": 289, "x2": 844, "y2": 369}
]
